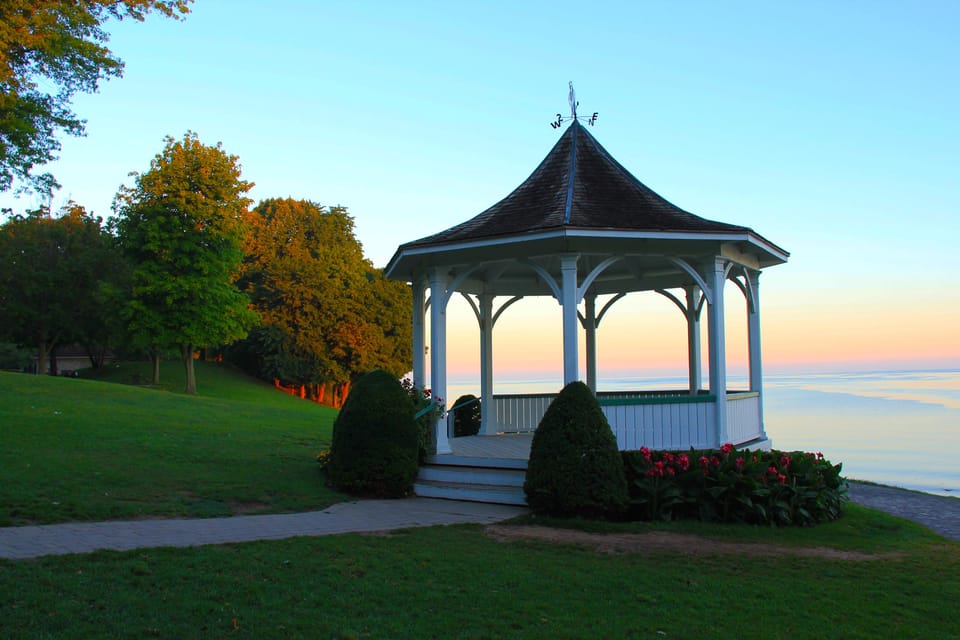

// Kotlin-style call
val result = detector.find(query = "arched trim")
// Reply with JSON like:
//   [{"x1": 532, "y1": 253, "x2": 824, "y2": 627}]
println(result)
[
  {"x1": 492, "y1": 295, "x2": 524, "y2": 326},
  {"x1": 667, "y1": 257, "x2": 712, "y2": 305},
  {"x1": 655, "y1": 288, "x2": 687, "y2": 315},
  {"x1": 578, "y1": 256, "x2": 623, "y2": 300}
]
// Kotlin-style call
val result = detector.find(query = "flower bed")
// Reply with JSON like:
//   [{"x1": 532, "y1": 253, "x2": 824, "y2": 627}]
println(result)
[{"x1": 622, "y1": 444, "x2": 846, "y2": 526}]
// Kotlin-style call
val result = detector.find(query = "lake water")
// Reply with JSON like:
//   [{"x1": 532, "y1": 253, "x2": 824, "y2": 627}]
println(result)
[{"x1": 448, "y1": 370, "x2": 960, "y2": 497}]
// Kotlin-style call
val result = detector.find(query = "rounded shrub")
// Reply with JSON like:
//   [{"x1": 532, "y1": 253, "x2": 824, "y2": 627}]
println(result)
[
  {"x1": 326, "y1": 369, "x2": 419, "y2": 498},
  {"x1": 523, "y1": 381, "x2": 628, "y2": 518},
  {"x1": 452, "y1": 394, "x2": 481, "y2": 437}
]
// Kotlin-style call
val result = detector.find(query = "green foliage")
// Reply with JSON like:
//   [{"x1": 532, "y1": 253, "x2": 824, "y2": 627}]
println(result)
[
  {"x1": 0, "y1": 204, "x2": 119, "y2": 373},
  {"x1": 112, "y1": 132, "x2": 258, "y2": 394},
  {"x1": 0, "y1": 0, "x2": 191, "y2": 194},
  {"x1": 0, "y1": 342, "x2": 32, "y2": 370},
  {"x1": 622, "y1": 444, "x2": 847, "y2": 526},
  {"x1": 239, "y1": 198, "x2": 412, "y2": 392},
  {"x1": 400, "y1": 377, "x2": 443, "y2": 462},
  {"x1": 452, "y1": 394, "x2": 481, "y2": 437},
  {"x1": 524, "y1": 381, "x2": 629, "y2": 518},
  {"x1": 327, "y1": 370, "x2": 419, "y2": 497}
]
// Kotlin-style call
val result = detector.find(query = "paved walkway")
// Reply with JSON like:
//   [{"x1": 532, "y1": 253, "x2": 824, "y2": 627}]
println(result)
[
  {"x1": 1, "y1": 484, "x2": 957, "y2": 560},
  {"x1": 847, "y1": 481, "x2": 960, "y2": 541},
  {"x1": 0, "y1": 498, "x2": 526, "y2": 560}
]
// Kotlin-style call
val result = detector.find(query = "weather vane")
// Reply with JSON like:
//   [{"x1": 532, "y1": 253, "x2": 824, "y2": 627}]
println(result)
[{"x1": 550, "y1": 81, "x2": 598, "y2": 129}]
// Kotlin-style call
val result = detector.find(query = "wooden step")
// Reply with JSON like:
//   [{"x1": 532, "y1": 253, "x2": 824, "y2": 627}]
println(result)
[{"x1": 414, "y1": 480, "x2": 527, "y2": 506}]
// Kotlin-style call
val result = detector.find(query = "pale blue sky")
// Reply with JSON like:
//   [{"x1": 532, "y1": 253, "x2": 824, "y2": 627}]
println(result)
[{"x1": 4, "y1": 0, "x2": 958, "y2": 371}]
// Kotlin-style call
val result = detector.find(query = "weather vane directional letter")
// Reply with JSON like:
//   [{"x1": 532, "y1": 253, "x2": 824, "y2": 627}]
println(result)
[{"x1": 550, "y1": 82, "x2": 598, "y2": 129}]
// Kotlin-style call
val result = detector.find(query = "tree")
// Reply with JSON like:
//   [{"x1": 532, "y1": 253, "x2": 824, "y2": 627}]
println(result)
[
  {"x1": 113, "y1": 132, "x2": 257, "y2": 394},
  {"x1": 0, "y1": 0, "x2": 191, "y2": 194},
  {"x1": 240, "y1": 198, "x2": 411, "y2": 406},
  {"x1": 0, "y1": 203, "x2": 117, "y2": 373}
]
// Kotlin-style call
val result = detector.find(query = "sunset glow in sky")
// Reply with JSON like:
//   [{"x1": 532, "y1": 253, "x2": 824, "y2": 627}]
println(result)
[{"x1": 2, "y1": 1, "x2": 957, "y2": 376}]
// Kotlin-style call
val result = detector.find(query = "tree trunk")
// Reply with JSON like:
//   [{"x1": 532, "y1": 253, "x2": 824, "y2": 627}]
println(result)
[
  {"x1": 181, "y1": 343, "x2": 196, "y2": 395},
  {"x1": 36, "y1": 340, "x2": 50, "y2": 375},
  {"x1": 151, "y1": 350, "x2": 161, "y2": 385},
  {"x1": 49, "y1": 345, "x2": 59, "y2": 376}
]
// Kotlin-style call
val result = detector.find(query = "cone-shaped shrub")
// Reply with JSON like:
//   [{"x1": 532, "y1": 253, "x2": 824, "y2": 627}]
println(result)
[
  {"x1": 523, "y1": 381, "x2": 628, "y2": 518},
  {"x1": 327, "y1": 369, "x2": 418, "y2": 498}
]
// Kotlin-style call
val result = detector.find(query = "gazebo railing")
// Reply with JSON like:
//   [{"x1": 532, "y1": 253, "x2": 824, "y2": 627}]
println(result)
[{"x1": 492, "y1": 390, "x2": 763, "y2": 450}]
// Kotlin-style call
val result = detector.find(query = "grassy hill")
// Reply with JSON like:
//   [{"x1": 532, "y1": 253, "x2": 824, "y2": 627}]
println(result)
[{"x1": 0, "y1": 362, "x2": 344, "y2": 525}]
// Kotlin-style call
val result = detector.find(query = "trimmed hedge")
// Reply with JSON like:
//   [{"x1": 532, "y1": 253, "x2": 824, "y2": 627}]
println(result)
[
  {"x1": 327, "y1": 370, "x2": 419, "y2": 497},
  {"x1": 622, "y1": 444, "x2": 847, "y2": 526},
  {"x1": 524, "y1": 381, "x2": 628, "y2": 518}
]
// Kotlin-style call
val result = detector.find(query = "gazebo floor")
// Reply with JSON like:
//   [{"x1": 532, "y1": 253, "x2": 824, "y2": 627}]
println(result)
[{"x1": 446, "y1": 433, "x2": 533, "y2": 461}]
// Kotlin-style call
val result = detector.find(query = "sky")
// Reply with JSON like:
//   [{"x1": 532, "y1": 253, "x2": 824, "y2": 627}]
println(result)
[{"x1": 2, "y1": 0, "x2": 958, "y2": 380}]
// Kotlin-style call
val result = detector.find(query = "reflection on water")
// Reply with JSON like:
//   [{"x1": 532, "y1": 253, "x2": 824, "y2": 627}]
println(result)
[{"x1": 448, "y1": 370, "x2": 960, "y2": 497}]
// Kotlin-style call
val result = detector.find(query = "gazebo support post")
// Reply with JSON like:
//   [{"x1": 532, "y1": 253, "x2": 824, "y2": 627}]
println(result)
[
  {"x1": 560, "y1": 254, "x2": 580, "y2": 385},
  {"x1": 428, "y1": 269, "x2": 452, "y2": 455},
  {"x1": 747, "y1": 270, "x2": 766, "y2": 438},
  {"x1": 584, "y1": 293, "x2": 598, "y2": 393},
  {"x1": 685, "y1": 285, "x2": 702, "y2": 394},
  {"x1": 479, "y1": 293, "x2": 497, "y2": 435},
  {"x1": 705, "y1": 258, "x2": 729, "y2": 447},
  {"x1": 411, "y1": 279, "x2": 426, "y2": 389}
]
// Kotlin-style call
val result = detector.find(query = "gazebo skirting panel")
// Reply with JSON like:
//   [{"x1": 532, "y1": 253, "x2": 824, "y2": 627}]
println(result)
[{"x1": 491, "y1": 390, "x2": 763, "y2": 450}]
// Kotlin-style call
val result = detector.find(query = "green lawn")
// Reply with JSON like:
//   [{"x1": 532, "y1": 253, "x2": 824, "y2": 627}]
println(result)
[
  {"x1": 3, "y1": 364, "x2": 959, "y2": 638},
  {"x1": 0, "y1": 363, "x2": 344, "y2": 525},
  {"x1": 1, "y1": 505, "x2": 957, "y2": 639}
]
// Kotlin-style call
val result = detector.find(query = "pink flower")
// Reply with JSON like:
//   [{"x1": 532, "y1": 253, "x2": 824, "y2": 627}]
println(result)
[
  {"x1": 768, "y1": 466, "x2": 778, "y2": 476},
  {"x1": 735, "y1": 457, "x2": 745, "y2": 470},
  {"x1": 640, "y1": 446, "x2": 652, "y2": 461},
  {"x1": 699, "y1": 456, "x2": 710, "y2": 469},
  {"x1": 711, "y1": 456, "x2": 721, "y2": 467},
  {"x1": 677, "y1": 454, "x2": 690, "y2": 471},
  {"x1": 666, "y1": 466, "x2": 676, "y2": 476},
  {"x1": 664, "y1": 452, "x2": 675, "y2": 465},
  {"x1": 777, "y1": 474, "x2": 787, "y2": 485},
  {"x1": 780, "y1": 455, "x2": 791, "y2": 468},
  {"x1": 720, "y1": 443, "x2": 734, "y2": 455}
]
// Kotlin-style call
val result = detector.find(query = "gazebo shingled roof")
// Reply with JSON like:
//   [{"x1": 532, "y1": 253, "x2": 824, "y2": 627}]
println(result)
[{"x1": 397, "y1": 120, "x2": 775, "y2": 247}]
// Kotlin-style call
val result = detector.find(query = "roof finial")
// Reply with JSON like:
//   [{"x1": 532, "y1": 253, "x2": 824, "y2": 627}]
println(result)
[{"x1": 550, "y1": 82, "x2": 598, "y2": 129}]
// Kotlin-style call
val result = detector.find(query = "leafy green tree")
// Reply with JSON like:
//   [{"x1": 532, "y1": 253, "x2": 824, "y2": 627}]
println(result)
[
  {"x1": 0, "y1": 203, "x2": 116, "y2": 373},
  {"x1": 240, "y1": 198, "x2": 410, "y2": 405},
  {"x1": 0, "y1": 0, "x2": 191, "y2": 194},
  {"x1": 113, "y1": 132, "x2": 257, "y2": 394}
]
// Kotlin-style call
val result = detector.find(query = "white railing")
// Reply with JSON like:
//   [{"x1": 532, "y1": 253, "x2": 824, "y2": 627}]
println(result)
[
  {"x1": 492, "y1": 390, "x2": 763, "y2": 450},
  {"x1": 600, "y1": 399, "x2": 715, "y2": 450},
  {"x1": 493, "y1": 393, "x2": 554, "y2": 434},
  {"x1": 725, "y1": 391, "x2": 762, "y2": 445}
]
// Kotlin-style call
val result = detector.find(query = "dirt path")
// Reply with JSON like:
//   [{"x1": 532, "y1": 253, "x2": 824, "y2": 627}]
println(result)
[{"x1": 484, "y1": 525, "x2": 886, "y2": 559}]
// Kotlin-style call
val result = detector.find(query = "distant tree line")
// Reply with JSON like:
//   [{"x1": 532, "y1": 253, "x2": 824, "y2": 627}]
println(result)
[{"x1": 0, "y1": 133, "x2": 411, "y2": 405}]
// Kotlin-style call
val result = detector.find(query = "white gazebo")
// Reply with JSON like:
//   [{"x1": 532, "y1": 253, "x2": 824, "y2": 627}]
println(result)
[{"x1": 385, "y1": 119, "x2": 788, "y2": 460}]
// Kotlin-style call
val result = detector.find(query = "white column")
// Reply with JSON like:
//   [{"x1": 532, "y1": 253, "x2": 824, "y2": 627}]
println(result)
[
  {"x1": 479, "y1": 293, "x2": 497, "y2": 435},
  {"x1": 428, "y1": 269, "x2": 452, "y2": 455},
  {"x1": 705, "y1": 259, "x2": 728, "y2": 447},
  {"x1": 584, "y1": 293, "x2": 598, "y2": 393},
  {"x1": 411, "y1": 279, "x2": 426, "y2": 389},
  {"x1": 560, "y1": 254, "x2": 580, "y2": 385},
  {"x1": 747, "y1": 270, "x2": 766, "y2": 438},
  {"x1": 747, "y1": 271, "x2": 762, "y2": 393},
  {"x1": 685, "y1": 285, "x2": 702, "y2": 394}
]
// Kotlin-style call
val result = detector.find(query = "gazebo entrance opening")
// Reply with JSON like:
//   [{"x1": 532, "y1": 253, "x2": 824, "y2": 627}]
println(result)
[{"x1": 386, "y1": 119, "x2": 787, "y2": 458}]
